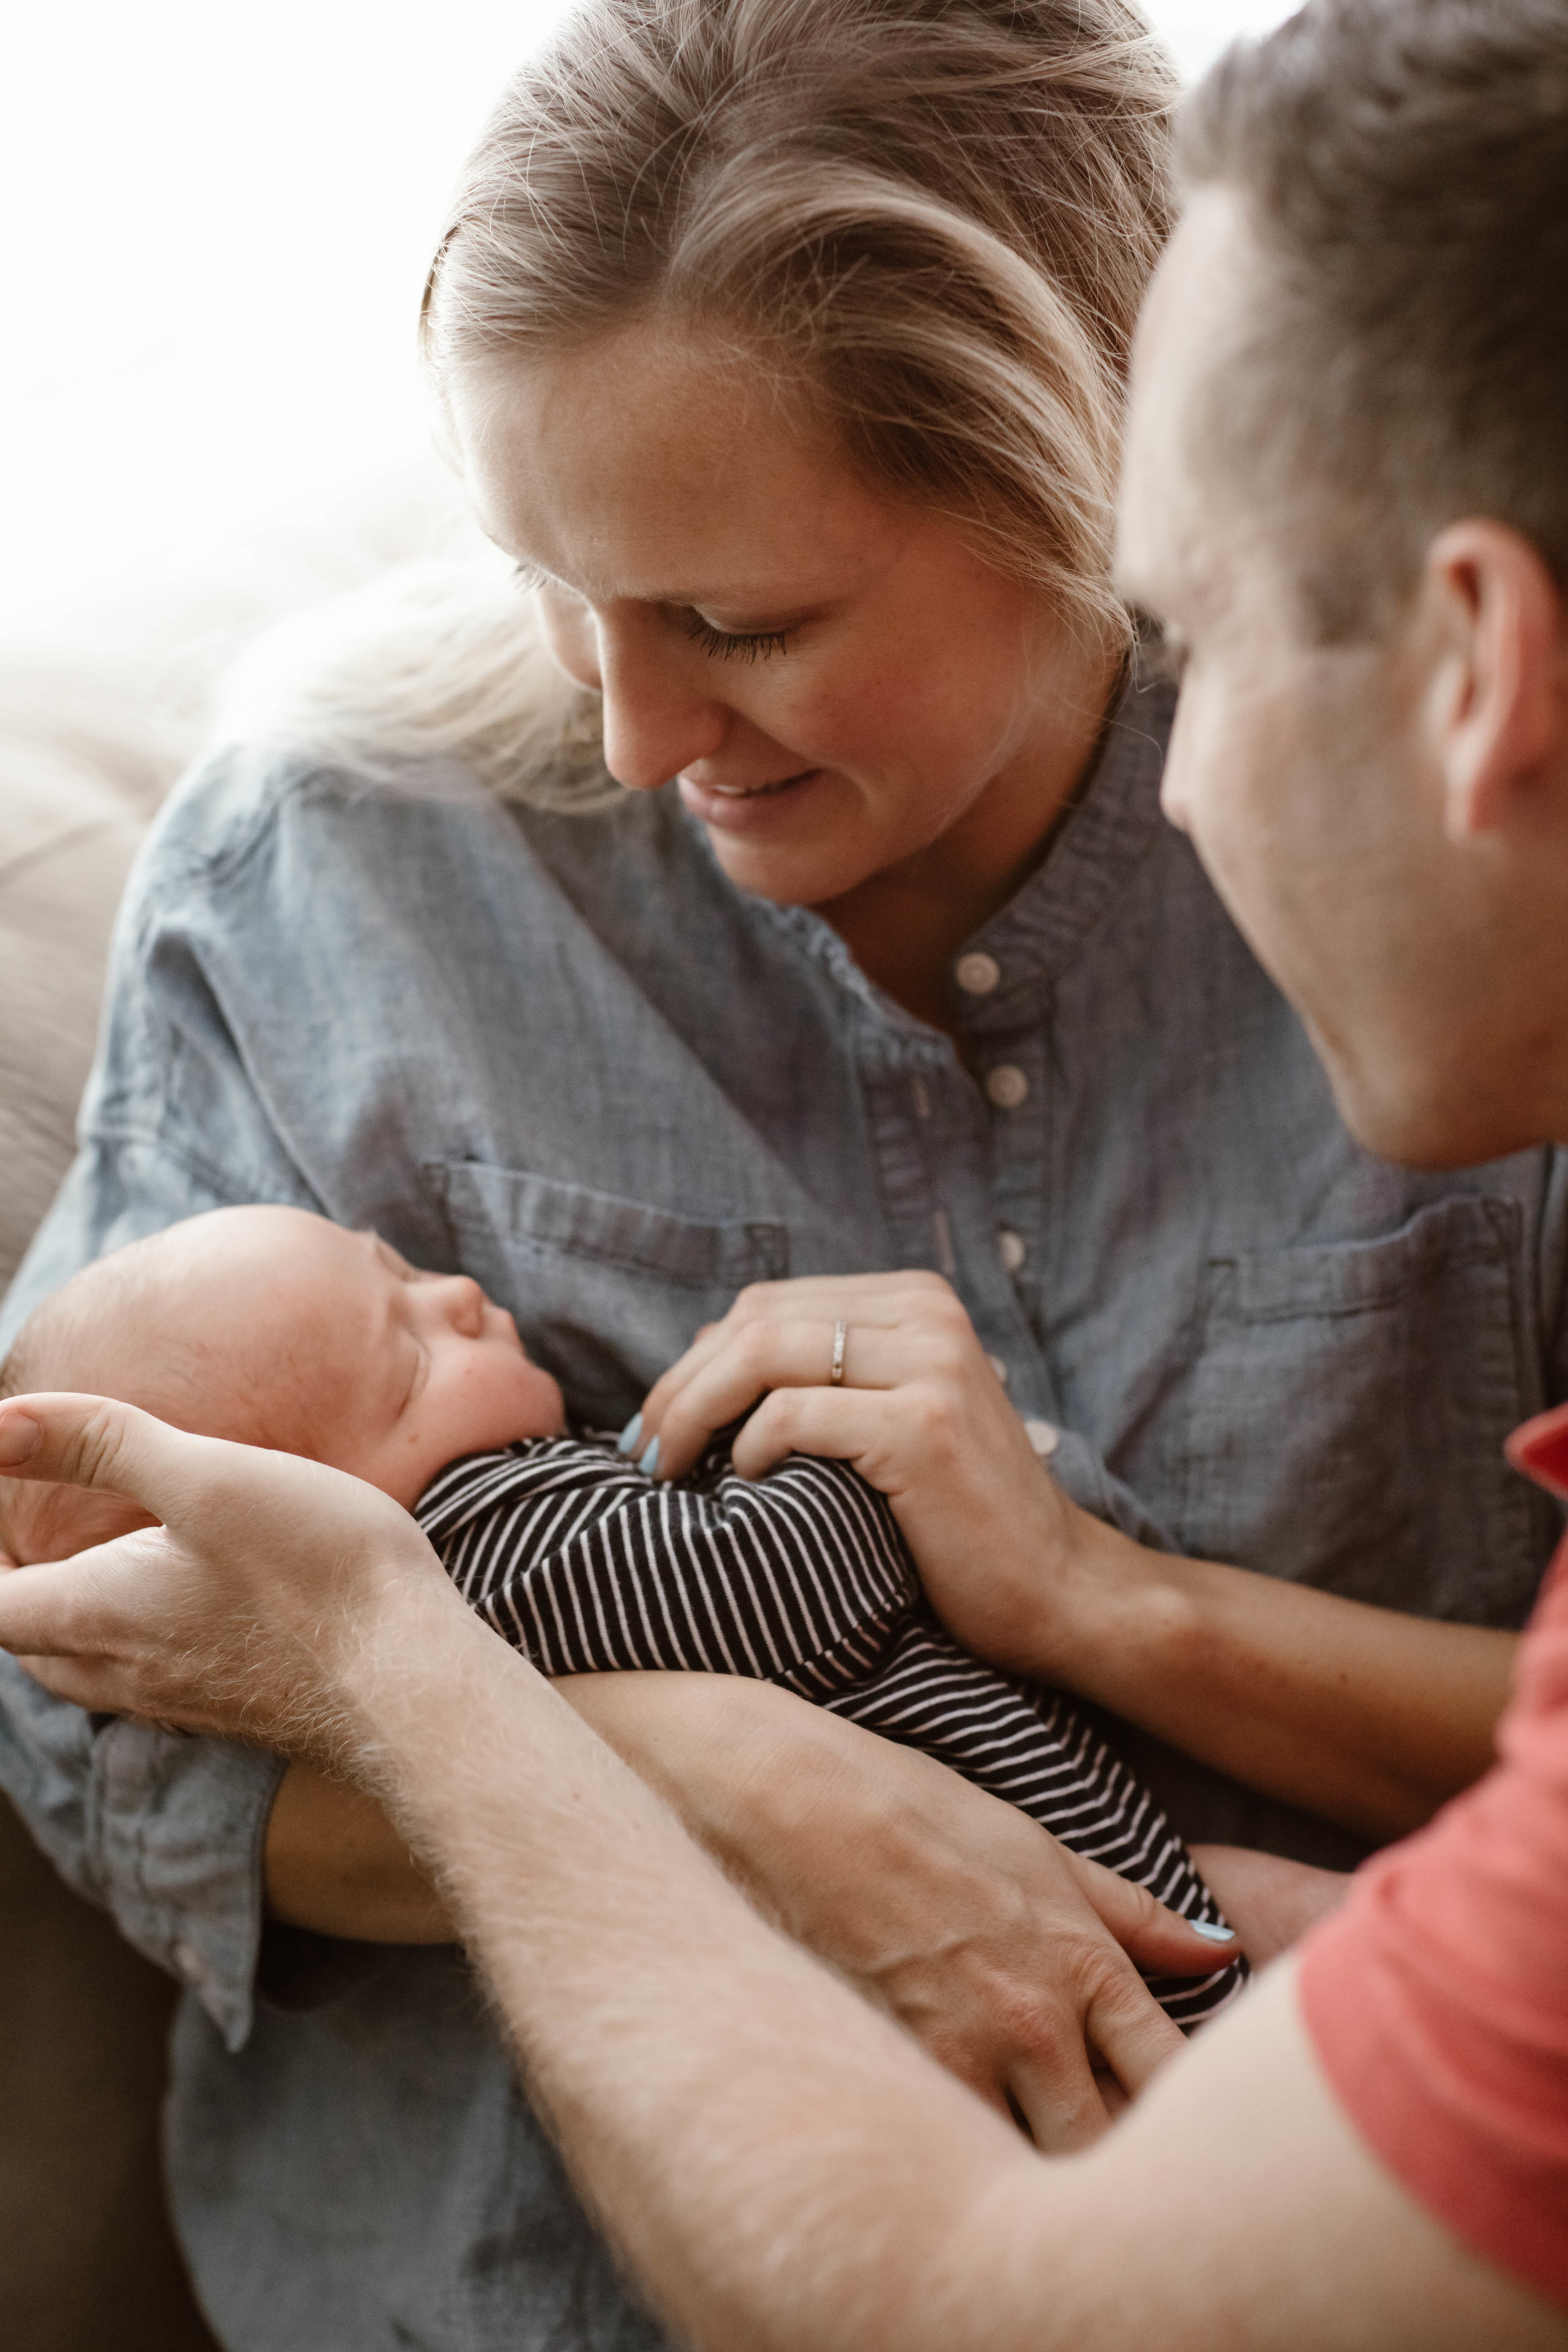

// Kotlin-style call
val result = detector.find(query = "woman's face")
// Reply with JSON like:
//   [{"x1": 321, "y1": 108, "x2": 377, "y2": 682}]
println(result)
[{"x1": 449, "y1": 325, "x2": 1106, "y2": 909}]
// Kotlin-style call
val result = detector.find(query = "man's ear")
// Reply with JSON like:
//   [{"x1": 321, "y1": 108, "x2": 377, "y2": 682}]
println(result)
[{"x1": 1422, "y1": 519, "x2": 1567, "y2": 842}]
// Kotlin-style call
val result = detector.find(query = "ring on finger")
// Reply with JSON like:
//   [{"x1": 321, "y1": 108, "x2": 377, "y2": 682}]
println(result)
[{"x1": 829, "y1": 1320, "x2": 849, "y2": 1387}]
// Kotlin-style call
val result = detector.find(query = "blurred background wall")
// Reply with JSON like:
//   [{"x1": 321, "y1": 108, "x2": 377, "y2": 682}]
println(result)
[{"x1": 1, "y1": 1, "x2": 1298, "y2": 634}]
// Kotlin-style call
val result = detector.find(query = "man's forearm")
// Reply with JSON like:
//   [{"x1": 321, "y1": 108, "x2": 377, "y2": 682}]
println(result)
[
  {"x1": 263, "y1": 1672, "x2": 857, "y2": 1944},
  {"x1": 1037, "y1": 1515, "x2": 1517, "y2": 1837},
  {"x1": 349, "y1": 1586, "x2": 1564, "y2": 2352},
  {"x1": 353, "y1": 1595, "x2": 1043, "y2": 2352}
]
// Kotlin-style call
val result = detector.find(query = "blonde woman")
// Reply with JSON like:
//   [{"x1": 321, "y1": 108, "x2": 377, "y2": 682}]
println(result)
[{"x1": 3, "y1": 6, "x2": 1561, "y2": 2349}]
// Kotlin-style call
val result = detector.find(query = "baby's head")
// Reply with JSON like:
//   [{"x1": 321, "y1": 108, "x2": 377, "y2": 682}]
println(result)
[{"x1": 0, "y1": 1206, "x2": 566, "y2": 1563}]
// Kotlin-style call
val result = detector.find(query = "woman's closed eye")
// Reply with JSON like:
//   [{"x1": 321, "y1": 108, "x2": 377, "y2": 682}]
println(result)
[{"x1": 682, "y1": 612, "x2": 793, "y2": 664}]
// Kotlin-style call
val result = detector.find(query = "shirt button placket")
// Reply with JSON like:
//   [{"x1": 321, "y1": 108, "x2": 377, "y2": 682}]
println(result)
[
  {"x1": 955, "y1": 951, "x2": 1001, "y2": 999},
  {"x1": 985, "y1": 1063, "x2": 1029, "y2": 1111}
]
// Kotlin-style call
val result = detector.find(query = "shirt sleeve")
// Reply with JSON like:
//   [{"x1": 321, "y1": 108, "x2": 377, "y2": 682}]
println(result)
[
  {"x1": 0, "y1": 781, "x2": 332, "y2": 2050},
  {"x1": 1298, "y1": 1552, "x2": 1568, "y2": 2311}
]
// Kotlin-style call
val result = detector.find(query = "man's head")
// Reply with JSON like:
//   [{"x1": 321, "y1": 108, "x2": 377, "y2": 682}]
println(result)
[
  {"x1": 0, "y1": 1207, "x2": 566, "y2": 1562},
  {"x1": 1118, "y1": 0, "x2": 1568, "y2": 1167}
]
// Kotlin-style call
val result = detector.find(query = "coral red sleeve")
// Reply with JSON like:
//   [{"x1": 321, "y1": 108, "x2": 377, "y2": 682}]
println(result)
[{"x1": 1299, "y1": 1508, "x2": 1568, "y2": 2311}]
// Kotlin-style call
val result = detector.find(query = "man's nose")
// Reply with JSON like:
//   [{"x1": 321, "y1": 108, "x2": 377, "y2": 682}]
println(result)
[
  {"x1": 596, "y1": 615, "x2": 728, "y2": 793},
  {"x1": 1158, "y1": 721, "x2": 1195, "y2": 836}
]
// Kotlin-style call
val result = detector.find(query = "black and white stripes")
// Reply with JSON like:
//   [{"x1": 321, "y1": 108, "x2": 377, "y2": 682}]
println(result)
[{"x1": 417, "y1": 1438, "x2": 1246, "y2": 2028}]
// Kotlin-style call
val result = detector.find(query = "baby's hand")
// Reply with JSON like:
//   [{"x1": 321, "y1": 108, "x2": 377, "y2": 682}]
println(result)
[{"x1": 631, "y1": 1274, "x2": 1088, "y2": 1674}]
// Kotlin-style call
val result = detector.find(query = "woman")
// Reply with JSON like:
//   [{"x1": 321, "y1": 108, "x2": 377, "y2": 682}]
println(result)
[{"x1": 3, "y1": 5, "x2": 1561, "y2": 2349}]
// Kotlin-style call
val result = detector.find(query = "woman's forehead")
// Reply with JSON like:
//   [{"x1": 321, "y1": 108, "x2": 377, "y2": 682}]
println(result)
[{"x1": 450, "y1": 327, "x2": 909, "y2": 608}]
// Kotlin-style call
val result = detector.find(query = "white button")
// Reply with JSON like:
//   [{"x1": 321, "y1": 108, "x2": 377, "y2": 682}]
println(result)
[
  {"x1": 985, "y1": 1064, "x2": 1029, "y2": 1111},
  {"x1": 172, "y1": 1938, "x2": 206, "y2": 1988},
  {"x1": 1024, "y1": 1419, "x2": 1061, "y2": 1459},
  {"x1": 987, "y1": 1354, "x2": 1010, "y2": 1386},
  {"x1": 955, "y1": 951, "x2": 1001, "y2": 997},
  {"x1": 998, "y1": 1229, "x2": 1027, "y2": 1273}
]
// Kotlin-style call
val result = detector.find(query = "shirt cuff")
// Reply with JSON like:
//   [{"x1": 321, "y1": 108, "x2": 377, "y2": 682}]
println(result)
[
  {"x1": 88, "y1": 1720, "x2": 285, "y2": 2053},
  {"x1": 1046, "y1": 1426, "x2": 1179, "y2": 1553}
]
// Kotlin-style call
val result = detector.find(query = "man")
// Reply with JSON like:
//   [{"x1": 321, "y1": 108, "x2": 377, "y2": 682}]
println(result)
[{"x1": 0, "y1": 1, "x2": 1564, "y2": 2344}]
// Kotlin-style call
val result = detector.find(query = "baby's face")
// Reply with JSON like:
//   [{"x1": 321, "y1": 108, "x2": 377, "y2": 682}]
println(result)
[
  {"x1": 113, "y1": 1207, "x2": 569, "y2": 1510},
  {"x1": 328, "y1": 1229, "x2": 568, "y2": 1505}
]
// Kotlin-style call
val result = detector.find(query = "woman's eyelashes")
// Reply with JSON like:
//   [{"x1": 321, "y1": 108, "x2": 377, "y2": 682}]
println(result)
[{"x1": 681, "y1": 612, "x2": 793, "y2": 663}]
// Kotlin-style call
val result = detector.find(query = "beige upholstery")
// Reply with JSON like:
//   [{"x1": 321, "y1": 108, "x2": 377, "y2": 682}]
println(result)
[{"x1": 0, "y1": 464, "x2": 475, "y2": 2346}]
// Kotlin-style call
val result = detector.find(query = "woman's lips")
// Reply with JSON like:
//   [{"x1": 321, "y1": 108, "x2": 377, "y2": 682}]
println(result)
[{"x1": 677, "y1": 767, "x2": 825, "y2": 834}]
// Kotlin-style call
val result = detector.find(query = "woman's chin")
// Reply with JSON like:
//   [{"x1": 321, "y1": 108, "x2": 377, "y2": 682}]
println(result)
[{"x1": 679, "y1": 772, "x2": 877, "y2": 906}]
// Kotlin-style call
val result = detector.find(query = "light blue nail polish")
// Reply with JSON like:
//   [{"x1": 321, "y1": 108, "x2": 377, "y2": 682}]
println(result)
[
  {"x1": 638, "y1": 1437, "x2": 661, "y2": 1478},
  {"x1": 1190, "y1": 1920, "x2": 1236, "y2": 1943},
  {"x1": 617, "y1": 1412, "x2": 643, "y2": 1458}
]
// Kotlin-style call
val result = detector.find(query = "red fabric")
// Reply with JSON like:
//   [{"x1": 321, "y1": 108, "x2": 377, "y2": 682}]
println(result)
[{"x1": 1299, "y1": 1401, "x2": 1568, "y2": 2309}]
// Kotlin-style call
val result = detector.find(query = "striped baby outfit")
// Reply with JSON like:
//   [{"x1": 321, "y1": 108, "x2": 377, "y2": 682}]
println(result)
[{"x1": 416, "y1": 1436, "x2": 1246, "y2": 2027}]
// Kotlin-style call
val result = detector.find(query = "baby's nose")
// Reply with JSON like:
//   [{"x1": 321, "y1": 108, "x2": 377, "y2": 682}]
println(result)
[{"x1": 435, "y1": 1273, "x2": 487, "y2": 1333}]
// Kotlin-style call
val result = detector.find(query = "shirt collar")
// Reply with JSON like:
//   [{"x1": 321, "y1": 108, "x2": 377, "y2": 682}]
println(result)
[
  {"x1": 954, "y1": 661, "x2": 1174, "y2": 1020},
  {"x1": 1506, "y1": 1404, "x2": 1568, "y2": 1502},
  {"x1": 685, "y1": 657, "x2": 1176, "y2": 1036}
]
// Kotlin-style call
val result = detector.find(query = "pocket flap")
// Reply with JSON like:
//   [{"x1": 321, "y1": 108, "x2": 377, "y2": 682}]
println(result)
[{"x1": 432, "y1": 1160, "x2": 789, "y2": 1290}]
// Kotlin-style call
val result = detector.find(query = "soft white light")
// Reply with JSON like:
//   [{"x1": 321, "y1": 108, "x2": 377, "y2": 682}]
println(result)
[{"x1": 0, "y1": 1, "x2": 1297, "y2": 632}]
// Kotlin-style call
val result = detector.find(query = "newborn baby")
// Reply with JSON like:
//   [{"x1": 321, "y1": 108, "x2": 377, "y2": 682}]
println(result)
[{"x1": 0, "y1": 1205, "x2": 1246, "y2": 2024}]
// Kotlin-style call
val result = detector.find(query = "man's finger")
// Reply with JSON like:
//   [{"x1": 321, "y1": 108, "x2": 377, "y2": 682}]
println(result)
[
  {"x1": 0, "y1": 1392, "x2": 216, "y2": 1522},
  {"x1": 0, "y1": 1539, "x2": 161, "y2": 1661},
  {"x1": 1068, "y1": 1849, "x2": 1241, "y2": 1979},
  {"x1": 1006, "y1": 2037, "x2": 1113, "y2": 2154},
  {"x1": 1082, "y1": 1967, "x2": 1188, "y2": 2100}
]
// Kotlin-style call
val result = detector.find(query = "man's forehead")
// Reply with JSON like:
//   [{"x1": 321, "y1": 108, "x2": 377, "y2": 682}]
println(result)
[{"x1": 1116, "y1": 191, "x2": 1261, "y2": 613}]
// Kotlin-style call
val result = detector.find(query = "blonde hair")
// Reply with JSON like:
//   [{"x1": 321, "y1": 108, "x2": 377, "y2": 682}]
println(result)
[
  {"x1": 429, "y1": 0, "x2": 1173, "y2": 638},
  {"x1": 225, "y1": 0, "x2": 1177, "y2": 798}
]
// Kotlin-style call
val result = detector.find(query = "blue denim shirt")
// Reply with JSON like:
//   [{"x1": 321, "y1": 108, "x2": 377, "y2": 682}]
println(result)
[{"x1": 4, "y1": 667, "x2": 1565, "y2": 2351}]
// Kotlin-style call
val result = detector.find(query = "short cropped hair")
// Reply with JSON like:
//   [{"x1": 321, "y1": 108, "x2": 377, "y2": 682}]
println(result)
[{"x1": 1178, "y1": 0, "x2": 1568, "y2": 640}]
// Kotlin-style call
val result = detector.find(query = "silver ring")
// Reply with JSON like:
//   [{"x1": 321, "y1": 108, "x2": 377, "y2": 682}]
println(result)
[{"x1": 829, "y1": 1320, "x2": 848, "y2": 1386}]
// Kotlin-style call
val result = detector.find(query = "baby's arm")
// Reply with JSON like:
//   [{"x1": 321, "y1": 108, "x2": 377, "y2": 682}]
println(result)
[{"x1": 415, "y1": 1438, "x2": 918, "y2": 1686}]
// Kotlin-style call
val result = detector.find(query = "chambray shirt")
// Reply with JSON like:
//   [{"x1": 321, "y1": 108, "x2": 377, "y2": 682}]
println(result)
[{"x1": 3, "y1": 667, "x2": 1566, "y2": 2352}]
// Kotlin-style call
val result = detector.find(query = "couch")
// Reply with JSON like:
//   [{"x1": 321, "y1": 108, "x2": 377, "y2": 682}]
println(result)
[{"x1": 0, "y1": 462, "x2": 485, "y2": 2349}]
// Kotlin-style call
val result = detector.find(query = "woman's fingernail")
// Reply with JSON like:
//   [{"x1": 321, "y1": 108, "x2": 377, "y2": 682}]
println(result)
[
  {"x1": 0, "y1": 1412, "x2": 41, "y2": 1467},
  {"x1": 617, "y1": 1413, "x2": 643, "y2": 1458},
  {"x1": 1190, "y1": 1919, "x2": 1237, "y2": 1943},
  {"x1": 638, "y1": 1438, "x2": 661, "y2": 1479}
]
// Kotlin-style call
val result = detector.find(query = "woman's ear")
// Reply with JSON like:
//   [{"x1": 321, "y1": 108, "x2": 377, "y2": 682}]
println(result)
[{"x1": 1422, "y1": 520, "x2": 1567, "y2": 843}]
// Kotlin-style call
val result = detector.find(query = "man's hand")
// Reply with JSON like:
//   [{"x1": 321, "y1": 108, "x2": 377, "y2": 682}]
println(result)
[
  {"x1": 0, "y1": 1391, "x2": 462, "y2": 1759},
  {"x1": 0, "y1": 1391, "x2": 1226, "y2": 2149},
  {"x1": 561, "y1": 1669, "x2": 1232, "y2": 2150}
]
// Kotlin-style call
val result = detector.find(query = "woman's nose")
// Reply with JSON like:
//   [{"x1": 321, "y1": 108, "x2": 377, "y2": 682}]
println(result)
[{"x1": 596, "y1": 616, "x2": 728, "y2": 793}]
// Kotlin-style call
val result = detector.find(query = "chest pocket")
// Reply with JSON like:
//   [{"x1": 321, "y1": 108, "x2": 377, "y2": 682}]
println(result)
[
  {"x1": 430, "y1": 1160, "x2": 790, "y2": 1427},
  {"x1": 1175, "y1": 1195, "x2": 1550, "y2": 1626}
]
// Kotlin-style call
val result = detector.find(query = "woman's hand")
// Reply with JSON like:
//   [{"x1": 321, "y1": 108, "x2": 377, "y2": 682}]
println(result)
[
  {"x1": 634, "y1": 1278, "x2": 1518, "y2": 1837},
  {"x1": 633, "y1": 1272, "x2": 1090, "y2": 1671}
]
